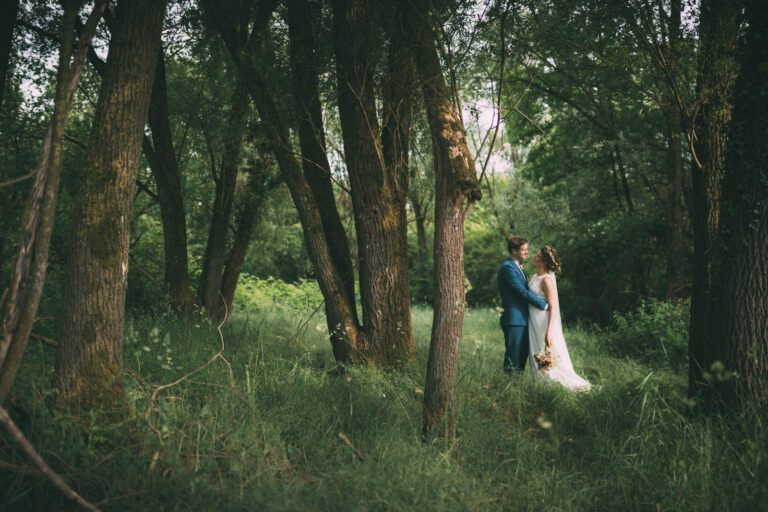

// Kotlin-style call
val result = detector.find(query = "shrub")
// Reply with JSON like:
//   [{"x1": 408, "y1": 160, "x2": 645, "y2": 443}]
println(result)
[{"x1": 604, "y1": 299, "x2": 689, "y2": 370}]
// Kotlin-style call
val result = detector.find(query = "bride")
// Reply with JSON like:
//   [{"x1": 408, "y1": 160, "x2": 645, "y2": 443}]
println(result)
[{"x1": 527, "y1": 246, "x2": 592, "y2": 391}]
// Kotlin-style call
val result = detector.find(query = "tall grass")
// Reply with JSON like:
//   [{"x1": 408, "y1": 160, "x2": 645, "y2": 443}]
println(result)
[{"x1": 1, "y1": 286, "x2": 766, "y2": 511}]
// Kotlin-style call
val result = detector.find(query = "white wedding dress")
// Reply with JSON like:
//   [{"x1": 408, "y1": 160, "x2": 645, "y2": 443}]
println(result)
[{"x1": 528, "y1": 272, "x2": 591, "y2": 391}]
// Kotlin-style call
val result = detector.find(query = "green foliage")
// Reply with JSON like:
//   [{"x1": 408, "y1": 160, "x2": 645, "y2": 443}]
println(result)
[
  {"x1": 234, "y1": 275, "x2": 323, "y2": 315},
  {"x1": 3, "y1": 304, "x2": 766, "y2": 511},
  {"x1": 603, "y1": 299, "x2": 690, "y2": 370}
]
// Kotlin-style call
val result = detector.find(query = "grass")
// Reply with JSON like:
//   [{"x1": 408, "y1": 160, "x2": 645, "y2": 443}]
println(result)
[{"x1": 1, "y1": 300, "x2": 766, "y2": 511}]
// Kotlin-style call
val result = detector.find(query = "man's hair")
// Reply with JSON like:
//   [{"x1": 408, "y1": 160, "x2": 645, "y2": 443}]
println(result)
[{"x1": 507, "y1": 236, "x2": 528, "y2": 253}]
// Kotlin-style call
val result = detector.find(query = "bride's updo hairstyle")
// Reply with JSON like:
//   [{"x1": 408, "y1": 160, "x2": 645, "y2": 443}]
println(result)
[{"x1": 540, "y1": 246, "x2": 561, "y2": 273}]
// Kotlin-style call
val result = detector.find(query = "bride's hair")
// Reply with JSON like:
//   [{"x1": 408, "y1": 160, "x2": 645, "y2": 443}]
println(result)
[{"x1": 540, "y1": 246, "x2": 561, "y2": 273}]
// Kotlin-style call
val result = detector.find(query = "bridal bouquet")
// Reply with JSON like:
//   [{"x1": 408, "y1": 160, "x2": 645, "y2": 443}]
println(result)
[{"x1": 534, "y1": 350, "x2": 556, "y2": 372}]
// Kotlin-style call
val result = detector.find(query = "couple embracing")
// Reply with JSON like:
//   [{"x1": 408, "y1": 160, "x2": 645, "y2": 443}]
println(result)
[{"x1": 498, "y1": 237, "x2": 591, "y2": 391}]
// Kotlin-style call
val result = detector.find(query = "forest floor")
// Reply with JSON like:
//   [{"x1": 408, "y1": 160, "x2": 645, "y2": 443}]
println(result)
[{"x1": 1, "y1": 303, "x2": 766, "y2": 511}]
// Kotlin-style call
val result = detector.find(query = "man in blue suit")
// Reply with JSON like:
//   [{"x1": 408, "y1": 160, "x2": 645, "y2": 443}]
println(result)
[{"x1": 498, "y1": 236, "x2": 548, "y2": 373}]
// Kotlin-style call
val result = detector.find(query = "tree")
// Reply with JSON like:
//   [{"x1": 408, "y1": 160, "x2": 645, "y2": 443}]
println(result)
[
  {"x1": 0, "y1": 0, "x2": 106, "y2": 404},
  {"x1": 0, "y1": 0, "x2": 19, "y2": 106},
  {"x1": 687, "y1": 0, "x2": 741, "y2": 398},
  {"x1": 702, "y1": 0, "x2": 767, "y2": 409},
  {"x1": 202, "y1": 0, "x2": 363, "y2": 362},
  {"x1": 286, "y1": 0, "x2": 357, "y2": 323},
  {"x1": 55, "y1": 0, "x2": 166, "y2": 410},
  {"x1": 144, "y1": 50, "x2": 196, "y2": 310},
  {"x1": 204, "y1": 0, "x2": 417, "y2": 365},
  {"x1": 331, "y1": 0, "x2": 414, "y2": 363},
  {"x1": 401, "y1": 0, "x2": 482, "y2": 440},
  {"x1": 197, "y1": 76, "x2": 250, "y2": 315}
]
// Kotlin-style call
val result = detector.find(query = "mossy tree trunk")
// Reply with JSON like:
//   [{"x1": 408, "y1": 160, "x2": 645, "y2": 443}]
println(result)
[
  {"x1": 0, "y1": 0, "x2": 106, "y2": 404},
  {"x1": 687, "y1": 0, "x2": 741, "y2": 398},
  {"x1": 331, "y1": 0, "x2": 414, "y2": 364},
  {"x1": 401, "y1": 0, "x2": 482, "y2": 440},
  {"x1": 55, "y1": 0, "x2": 165, "y2": 410},
  {"x1": 704, "y1": 0, "x2": 768, "y2": 409}
]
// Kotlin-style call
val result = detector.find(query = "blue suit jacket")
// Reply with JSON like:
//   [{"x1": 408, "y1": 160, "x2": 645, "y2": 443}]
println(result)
[{"x1": 498, "y1": 258, "x2": 548, "y2": 326}]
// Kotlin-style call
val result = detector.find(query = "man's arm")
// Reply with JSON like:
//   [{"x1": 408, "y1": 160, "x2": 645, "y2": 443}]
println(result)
[{"x1": 500, "y1": 265, "x2": 548, "y2": 310}]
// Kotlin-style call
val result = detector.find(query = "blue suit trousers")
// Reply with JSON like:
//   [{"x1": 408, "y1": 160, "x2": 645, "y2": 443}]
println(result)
[{"x1": 502, "y1": 324, "x2": 529, "y2": 373}]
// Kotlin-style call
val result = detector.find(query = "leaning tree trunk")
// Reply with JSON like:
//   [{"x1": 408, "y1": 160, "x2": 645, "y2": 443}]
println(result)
[
  {"x1": 144, "y1": 51, "x2": 195, "y2": 310},
  {"x1": 287, "y1": 0, "x2": 358, "y2": 324},
  {"x1": 203, "y1": 0, "x2": 363, "y2": 361},
  {"x1": 55, "y1": 0, "x2": 165, "y2": 410},
  {"x1": 703, "y1": 0, "x2": 768, "y2": 409},
  {"x1": 220, "y1": 166, "x2": 282, "y2": 310},
  {"x1": 331, "y1": 0, "x2": 414, "y2": 365},
  {"x1": 401, "y1": 0, "x2": 482, "y2": 440},
  {"x1": 0, "y1": 0, "x2": 106, "y2": 404},
  {"x1": 198, "y1": 78, "x2": 249, "y2": 315},
  {"x1": 687, "y1": 0, "x2": 741, "y2": 398},
  {"x1": 0, "y1": 0, "x2": 19, "y2": 106}
]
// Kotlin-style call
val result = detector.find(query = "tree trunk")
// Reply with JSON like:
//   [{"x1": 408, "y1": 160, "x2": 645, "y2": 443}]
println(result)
[
  {"x1": 0, "y1": 1, "x2": 106, "y2": 404},
  {"x1": 87, "y1": 38, "x2": 195, "y2": 311},
  {"x1": 220, "y1": 167, "x2": 281, "y2": 310},
  {"x1": 0, "y1": 0, "x2": 19, "y2": 106},
  {"x1": 331, "y1": 0, "x2": 414, "y2": 364},
  {"x1": 401, "y1": 0, "x2": 482, "y2": 440},
  {"x1": 198, "y1": 78, "x2": 249, "y2": 315},
  {"x1": 144, "y1": 51, "x2": 195, "y2": 310},
  {"x1": 286, "y1": 0, "x2": 358, "y2": 325},
  {"x1": 411, "y1": 197, "x2": 428, "y2": 260},
  {"x1": 687, "y1": 0, "x2": 741, "y2": 398},
  {"x1": 55, "y1": 0, "x2": 165, "y2": 410},
  {"x1": 204, "y1": 0, "x2": 363, "y2": 362},
  {"x1": 703, "y1": 0, "x2": 768, "y2": 409},
  {"x1": 663, "y1": 0, "x2": 686, "y2": 298}
]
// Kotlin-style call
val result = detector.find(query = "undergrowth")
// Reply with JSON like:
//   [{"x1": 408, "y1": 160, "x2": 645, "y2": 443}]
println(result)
[{"x1": 1, "y1": 284, "x2": 765, "y2": 511}]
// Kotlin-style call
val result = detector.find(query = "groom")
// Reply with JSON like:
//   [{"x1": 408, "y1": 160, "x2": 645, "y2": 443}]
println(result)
[{"x1": 498, "y1": 236, "x2": 548, "y2": 373}]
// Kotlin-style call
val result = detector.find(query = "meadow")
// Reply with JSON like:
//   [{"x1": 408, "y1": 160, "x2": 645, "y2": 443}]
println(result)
[{"x1": 1, "y1": 281, "x2": 765, "y2": 511}]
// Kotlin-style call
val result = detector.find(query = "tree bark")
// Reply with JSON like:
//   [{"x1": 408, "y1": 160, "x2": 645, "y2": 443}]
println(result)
[
  {"x1": 663, "y1": 0, "x2": 686, "y2": 298},
  {"x1": 203, "y1": 0, "x2": 363, "y2": 362},
  {"x1": 286, "y1": 0, "x2": 358, "y2": 325},
  {"x1": 198, "y1": 78, "x2": 249, "y2": 315},
  {"x1": 0, "y1": 0, "x2": 19, "y2": 106},
  {"x1": 220, "y1": 166, "x2": 282, "y2": 310},
  {"x1": 401, "y1": 0, "x2": 482, "y2": 440},
  {"x1": 411, "y1": 197, "x2": 428, "y2": 260},
  {"x1": 55, "y1": 0, "x2": 165, "y2": 410},
  {"x1": 0, "y1": 0, "x2": 106, "y2": 404},
  {"x1": 688, "y1": 0, "x2": 741, "y2": 398},
  {"x1": 703, "y1": 0, "x2": 768, "y2": 409},
  {"x1": 144, "y1": 51, "x2": 195, "y2": 310},
  {"x1": 331, "y1": 0, "x2": 414, "y2": 364}
]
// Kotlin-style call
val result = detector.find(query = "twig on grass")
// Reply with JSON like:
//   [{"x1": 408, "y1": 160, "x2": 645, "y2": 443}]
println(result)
[
  {"x1": 143, "y1": 293, "x2": 235, "y2": 442},
  {"x1": 337, "y1": 431, "x2": 366, "y2": 462},
  {"x1": 0, "y1": 406, "x2": 101, "y2": 512}
]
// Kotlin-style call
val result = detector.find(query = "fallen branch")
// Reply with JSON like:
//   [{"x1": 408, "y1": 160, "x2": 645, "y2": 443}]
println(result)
[
  {"x1": 30, "y1": 333, "x2": 58, "y2": 347},
  {"x1": 0, "y1": 459, "x2": 43, "y2": 477},
  {"x1": 0, "y1": 406, "x2": 101, "y2": 512},
  {"x1": 337, "y1": 431, "x2": 365, "y2": 462}
]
